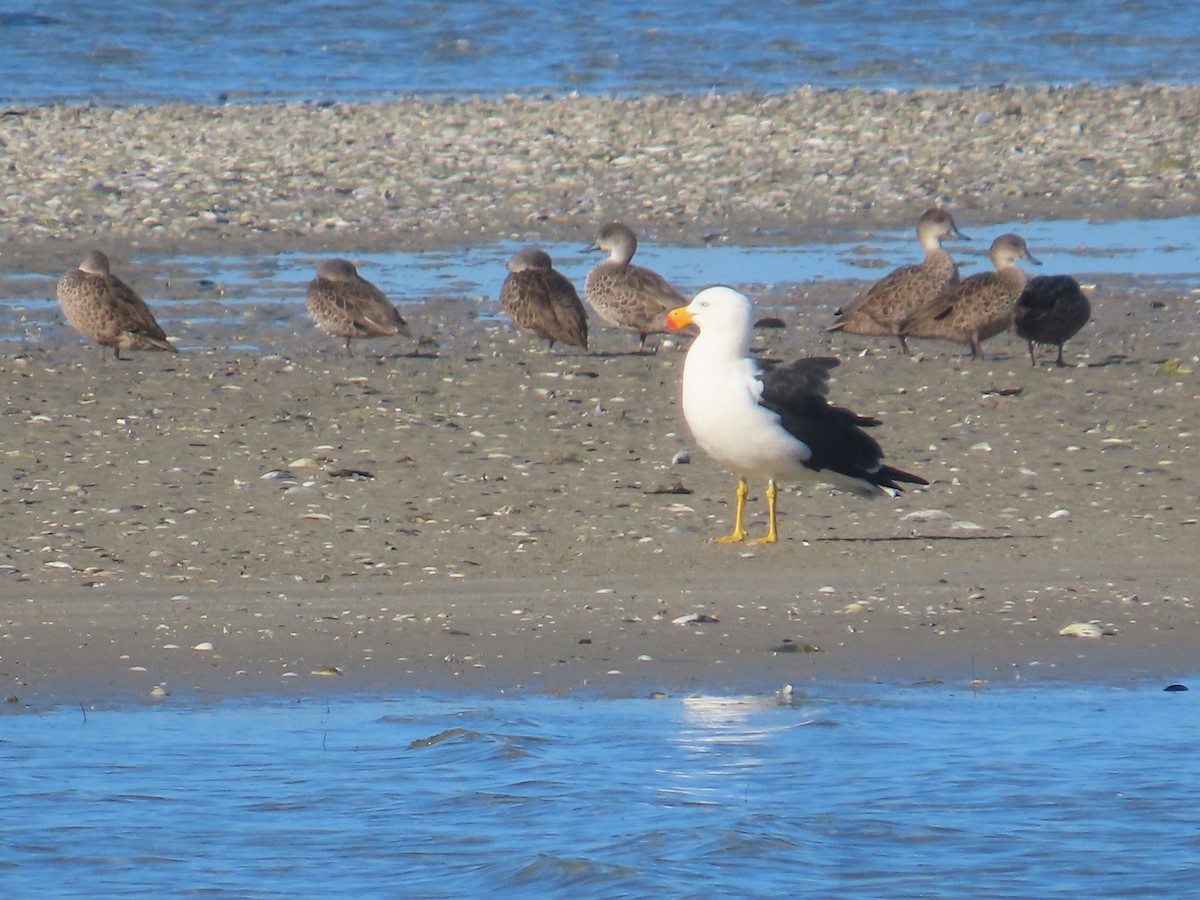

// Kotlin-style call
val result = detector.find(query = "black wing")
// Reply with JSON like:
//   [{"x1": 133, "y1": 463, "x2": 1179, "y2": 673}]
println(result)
[
  {"x1": 758, "y1": 357, "x2": 838, "y2": 404},
  {"x1": 758, "y1": 357, "x2": 927, "y2": 490}
]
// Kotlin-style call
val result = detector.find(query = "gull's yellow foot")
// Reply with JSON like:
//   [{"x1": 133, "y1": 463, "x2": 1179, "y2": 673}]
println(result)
[
  {"x1": 713, "y1": 477, "x2": 749, "y2": 544},
  {"x1": 748, "y1": 479, "x2": 779, "y2": 544}
]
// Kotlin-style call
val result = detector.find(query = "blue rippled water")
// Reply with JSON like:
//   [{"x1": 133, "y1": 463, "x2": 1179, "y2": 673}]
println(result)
[
  {"x1": 1, "y1": 0, "x2": 1198, "y2": 104},
  {"x1": 2, "y1": 683, "x2": 1197, "y2": 897}
]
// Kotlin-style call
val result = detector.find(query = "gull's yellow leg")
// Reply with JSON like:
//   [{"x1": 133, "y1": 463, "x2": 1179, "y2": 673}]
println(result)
[
  {"x1": 714, "y1": 477, "x2": 749, "y2": 543},
  {"x1": 749, "y1": 479, "x2": 779, "y2": 544}
]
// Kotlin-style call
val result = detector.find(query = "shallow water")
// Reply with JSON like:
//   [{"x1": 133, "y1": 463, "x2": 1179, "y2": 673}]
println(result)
[
  {"x1": 2, "y1": 0, "x2": 1199, "y2": 104},
  {"x1": 3, "y1": 215, "x2": 1197, "y2": 344},
  {"x1": 1, "y1": 681, "x2": 1196, "y2": 896}
]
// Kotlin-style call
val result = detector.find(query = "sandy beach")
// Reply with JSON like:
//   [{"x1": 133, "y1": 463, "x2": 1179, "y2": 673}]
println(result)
[{"x1": 1, "y1": 85, "x2": 1198, "y2": 708}]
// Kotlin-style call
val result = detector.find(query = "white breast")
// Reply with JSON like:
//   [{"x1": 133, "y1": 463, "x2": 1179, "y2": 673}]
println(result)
[{"x1": 680, "y1": 350, "x2": 811, "y2": 480}]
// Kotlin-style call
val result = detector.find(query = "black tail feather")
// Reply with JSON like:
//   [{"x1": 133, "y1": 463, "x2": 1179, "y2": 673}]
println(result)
[{"x1": 874, "y1": 465, "x2": 929, "y2": 491}]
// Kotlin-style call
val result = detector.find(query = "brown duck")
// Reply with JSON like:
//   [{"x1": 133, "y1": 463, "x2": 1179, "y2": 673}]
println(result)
[
  {"x1": 899, "y1": 233, "x2": 1040, "y2": 359},
  {"x1": 827, "y1": 208, "x2": 968, "y2": 353},
  {"x1": 56, "y1": 250, "x2": 178, "y2": 360},
  {"x1": 499, "y1": 248, "x2": 588, "y2": 351},
  {"x1": 305, "y1": 258, "x2": 411, "y2": 356},
  {"x1": 584, "y1": 222, "x2": 687, "y2": 351}
]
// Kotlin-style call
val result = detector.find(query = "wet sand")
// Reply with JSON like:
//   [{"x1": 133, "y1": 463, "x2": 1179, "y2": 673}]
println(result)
[
  {"x1": 2, "y1": 85, "x2": 1199, "y2": 707},
  {"x1": 2, "y1": 267, "x2": 1197, "y2": 708}
]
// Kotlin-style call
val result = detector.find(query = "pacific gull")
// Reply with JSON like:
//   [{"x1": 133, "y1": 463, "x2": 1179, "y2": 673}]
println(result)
[{"x1": 666, "y1": 286, "x2": 927, "y2": 544}]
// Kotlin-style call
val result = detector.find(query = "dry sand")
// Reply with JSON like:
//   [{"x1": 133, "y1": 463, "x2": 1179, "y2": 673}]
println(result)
[{"x1": 1, "y1": 86, "x2": 1198, "y2": 708}]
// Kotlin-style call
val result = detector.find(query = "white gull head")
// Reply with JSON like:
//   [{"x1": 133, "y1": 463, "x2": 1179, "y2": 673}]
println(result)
[{"x1": 666, "y1": 286, "x2": 755, "y2": 357}]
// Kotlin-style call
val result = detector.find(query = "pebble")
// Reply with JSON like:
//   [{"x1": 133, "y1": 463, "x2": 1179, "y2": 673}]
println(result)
[{"x1": 4, "y1": 85, "x2": 1197, "y2": 256}]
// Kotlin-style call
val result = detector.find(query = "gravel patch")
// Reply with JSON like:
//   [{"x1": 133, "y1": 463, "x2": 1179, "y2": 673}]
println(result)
[{"x1": 1, "y1": 84, "x2": 1198, "y2": 271}]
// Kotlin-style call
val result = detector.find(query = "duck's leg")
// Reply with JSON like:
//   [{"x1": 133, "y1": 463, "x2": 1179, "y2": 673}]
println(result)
[
  {"x1": 1027, "y1": 339, "x2": 1037, "y2": 367},
  {"x1": 714, "y1": 477, "x2": 749, "y2": 543},
  {"x1": 749, "y1": 479, "x2": 780, "y2": 544},
  {"x1": 1055, "y1": 343, "x2": 1066, "y2": 367}
]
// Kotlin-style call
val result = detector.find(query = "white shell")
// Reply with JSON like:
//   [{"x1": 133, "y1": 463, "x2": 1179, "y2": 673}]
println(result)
[{"x1": 1059, "y1": 622, "x2": 1106, "y2": 639}]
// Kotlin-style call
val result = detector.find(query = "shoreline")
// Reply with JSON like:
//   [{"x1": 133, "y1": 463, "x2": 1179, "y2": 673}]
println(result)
[
  {"x1": 6, "y1": 557, "x2": 1198, "y2": 712},
  {"x1": 3, "y1": 83, "x2": 1199, "y2": 273}
]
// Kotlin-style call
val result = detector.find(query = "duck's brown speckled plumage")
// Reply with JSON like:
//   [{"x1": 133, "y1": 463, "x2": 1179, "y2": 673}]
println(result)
[
  {"x1": 305, "y1": 258, "x2": 411, "y2": 356},
  {"x1": 1013, "y1": 274, "x2": 1091, "y2": 367},
  {"x1": 899, "y1": 233, "x2": 1041, "y2": 359},
  {"x1": 827, "y1": 208, "x2": 967, "y2": 352},
  {"x1": 56, "y1": 250, "x2": 178, "y2": 360},
  {"x1": 499, "y1": 248, "x2": 588, "y2": 351},
  {"x1": 584, "y1": 222, "x2": 686, "y2": 351}
]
